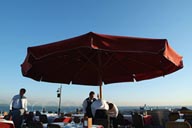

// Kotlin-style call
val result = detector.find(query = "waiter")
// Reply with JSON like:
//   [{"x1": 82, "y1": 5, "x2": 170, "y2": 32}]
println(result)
[
  {"x1": 10, "y1": 88, "x2": 28, "y2": 128},
  {"x1": 82, "y1": 91, "x2": 96, "y2": 118}
]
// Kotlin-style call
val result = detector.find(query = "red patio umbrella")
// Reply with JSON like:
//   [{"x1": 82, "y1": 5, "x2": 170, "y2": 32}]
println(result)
[{"x1": 21, "y1": 32, "x2": 183, "y2": 98}]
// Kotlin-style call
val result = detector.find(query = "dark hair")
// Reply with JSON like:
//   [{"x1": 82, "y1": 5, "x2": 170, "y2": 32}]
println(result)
[
  {"x1": 108, "y1": 103, "x2": 114, "y2": 110},
  {"x1": 89, "y1": 91, "x2": 95, "y2": 95},
  {"x1": 20, "y1": 88, "x2": 26, "y2": 93}
]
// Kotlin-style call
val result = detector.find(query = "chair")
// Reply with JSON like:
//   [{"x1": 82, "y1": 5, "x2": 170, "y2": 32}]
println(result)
[
  {"x1": 27, "y1": 122, "x2": 43, "y2": 128},
  {"x1": 73, "y1": 116, "x2": 81, "y2": 124},
  {"x1": 0, "y1": 122, "x2": 15, "y2": 128},
  {"x1": 25, "y1": 111, "x2": 35, "y2": 125},
  {"x1": 116, "y1": 113, "x2": 131, "y2": 128},
  {"x1": 94, "y1": 109, "x2": 110, "y2": 128},
  {"x1": 184, "y1": 114, "x2": 192, "y2": 125},
  {"x1": 35, "y1": 111, "x2": 41, "y2": 116},
  {"x1": 39, "y1": 114, "x2": 48, "y2": 123},
  {"x1": 168, "y1": 112, "x2": 180, "y2": 121},
  {"x1": 53, "y1": 118, "x2": 64, "y2": 122},
  {"x1": 165, "y1": 121, "x2": 191, "y2": 128},
  {"x1": 47, "y1": 123, "x2": 61, "y2": 128},
  {"x1": 94, "y1": 109, "x2": 108, "y2": 119},
  {"x1": 63, "y1": 117, "x2": 72, "y2": 123},
  {"x1": 147, "y1": 109, "x2": 170, "y2": 127},
  {"x1": 132, "y1": 113, "x2": 144, "y2": 128},
  {"x1": 53, "y1": 117, "x2": 72, "y2": 123}
]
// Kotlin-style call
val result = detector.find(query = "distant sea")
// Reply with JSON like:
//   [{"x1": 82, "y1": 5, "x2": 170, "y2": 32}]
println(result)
[{"x1": 1, "y1": 104, "x2": 192, "y2": 114}]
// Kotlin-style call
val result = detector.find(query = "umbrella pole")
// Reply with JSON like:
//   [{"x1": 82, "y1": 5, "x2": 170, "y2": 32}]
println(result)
[
  {"x1": 97, "y1": 49, "x2": 103, "y2": 100},
  {"x1": 99, "y1": 85, "x2": 102, "y2": 99},
  {"x1": 99, "y1": 80, "x2": 102, "y2": 99}
]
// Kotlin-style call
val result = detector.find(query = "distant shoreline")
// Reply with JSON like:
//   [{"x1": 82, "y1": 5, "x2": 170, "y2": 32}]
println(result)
[{"x1": 1, "y1": 104, "x2": 192, "y2": 113}]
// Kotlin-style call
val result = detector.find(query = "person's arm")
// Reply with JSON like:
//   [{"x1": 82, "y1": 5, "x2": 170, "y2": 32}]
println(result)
[
  {"x1": 24, "y1": 98, "x2": 28, "y2": 112},
  {"x1": 82, "y1": 99, "x2": 87, "y2": 114},
  {"x1": 103, "y1": 100, "x2": 109, "y2": 110},
  {"x1": 113, "y1": 104, "x2": 118, "y2": 117},
  {"x1": 9, "y1": 97, "x2": 14, "y2": 111}
]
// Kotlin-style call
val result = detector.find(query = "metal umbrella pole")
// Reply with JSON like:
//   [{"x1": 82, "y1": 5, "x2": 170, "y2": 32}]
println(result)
[{"x1": 57, "y1": 85, "x2": 62, "y2": 115}]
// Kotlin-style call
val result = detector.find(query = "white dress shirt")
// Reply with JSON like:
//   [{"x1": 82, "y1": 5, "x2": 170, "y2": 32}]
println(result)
[
  {"x1": 10, "y1": 94, "x2": 28, "y2": 111},
  {"x1": 91, "y1": 99, "x2": 109, "y2": 117}
]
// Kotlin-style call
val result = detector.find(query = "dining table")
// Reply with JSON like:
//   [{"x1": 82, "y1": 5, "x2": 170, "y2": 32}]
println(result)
[
  {"x1": 43, "y1": 122, "x2": 103, "y2": 128},
  {"x1": 123, "y1": 114, "x2": 133, "y2": 123},
  {"x1": 175, "y1": 119, "x2": 185, "y2": 122}
]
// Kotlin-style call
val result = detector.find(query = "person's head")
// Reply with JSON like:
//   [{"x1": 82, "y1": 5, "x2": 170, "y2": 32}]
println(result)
[
  {"x1": 89, "y1": 91, "x2": 95, "y2": 100},
  {"x1": 19, "y1": 88, "x2": 26, "y2": 96},
  {"x1": 108, "y1": 103, "x2": 114, "y2": 110}
]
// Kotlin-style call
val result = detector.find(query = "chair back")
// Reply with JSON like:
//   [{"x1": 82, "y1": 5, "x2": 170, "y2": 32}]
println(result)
[
  {"x1": 95, "y1": 109, "x2": 108, "y2": 119},
  {"x1": 168, "y1": 112, "x2": 180, "y2": 121},
  {"x1": 0, "y1": 122, "x2": 15, "y2": 128},
  {"x1": 53, "y1": 118, "x2": 64, "y2": 122},
  {"x1": 166, "y1": 121, "x2": 191, "y2": 128},
  {"x1": 39, "y1": 114, "x2": 48, "y2": 123},
  {"x1": 63, "y1": 117, "x2": 72, "y2": 123},
  {"x1": 47, "y1": 123, "x2": 61, "y2": 128},
  {"x1": 73, "y1": 116, "x2": 80, "y2": 123},
  {"x1": 94, "y1": 109, "x2": 110, "y2": 128},
  {"x1": 53, "y1": 117, "x2": 72, "y2": 123},
  {"x1": 25, "y1": 111, "x2": 34, "y2": 125},
  {"x1": 184, "y1": 114, "x2": 192, "y2": 121},
  {"x1": 132, "y1": 113, "x2": 144, "y2": 128},
  {"x1": 147, "y1": 109, "x2": 170, "y2": 126},
  {"x1": 184, "y1": 114, "x2": 192, "y2": 126}
]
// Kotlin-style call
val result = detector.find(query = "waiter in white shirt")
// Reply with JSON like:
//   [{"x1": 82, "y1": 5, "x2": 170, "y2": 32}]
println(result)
[
  {"x1": 82, "y1": 91, "x2": 96, "y2": 118},
  {"x1": 10, "y1": 88, "x2": 28, "y2": 128}
]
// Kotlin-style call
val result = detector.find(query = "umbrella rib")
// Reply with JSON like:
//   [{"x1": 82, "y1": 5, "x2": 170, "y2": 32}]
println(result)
[
  {"x1": 129, "y1": 56, "x2": 165, "y2": 75},
  {"x1": 104, "y1": 53, "x2": 165, "y2": 81},
  {"x1": 71, "y1": 50, "x2": 100, "y2": 82},
  {"x1": 118, "y1": 54, "x2": 165, "y2": 76},
  {"x1": 102, "y1": 52, "x2": 115, "y2": 69}
]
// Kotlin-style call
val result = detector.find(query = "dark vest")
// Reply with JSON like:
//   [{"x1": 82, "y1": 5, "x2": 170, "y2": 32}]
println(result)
[{"x1": 86, "y1": 98, "x2": 96, "y2": 118}]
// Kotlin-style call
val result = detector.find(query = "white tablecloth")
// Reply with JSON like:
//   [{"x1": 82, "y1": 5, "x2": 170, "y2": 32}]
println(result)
[
  {"x1": 123, "y1": 114, "x2": 133, "y2": 123},
  {"x1": 43, "y1": 122, "x2": 103, "y2": 128},
  {"x1": 0, "y1": 119, "x2": 14, "y2": 124}
]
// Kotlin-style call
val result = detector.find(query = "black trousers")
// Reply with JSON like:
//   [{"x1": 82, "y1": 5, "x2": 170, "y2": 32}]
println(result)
[{"x1": 11, "y1": 109, "x2": 24, "y2": 128}]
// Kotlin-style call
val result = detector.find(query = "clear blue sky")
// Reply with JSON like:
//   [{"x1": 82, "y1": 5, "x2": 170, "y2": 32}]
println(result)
[{"x1": 0, "y1": 0, "x2": 191, "y2": 108}]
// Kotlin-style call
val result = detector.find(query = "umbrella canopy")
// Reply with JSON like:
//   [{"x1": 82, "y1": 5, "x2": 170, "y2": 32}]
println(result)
[{"x1": 21, "y1": 32, "x2": 183, "y2": 98}]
